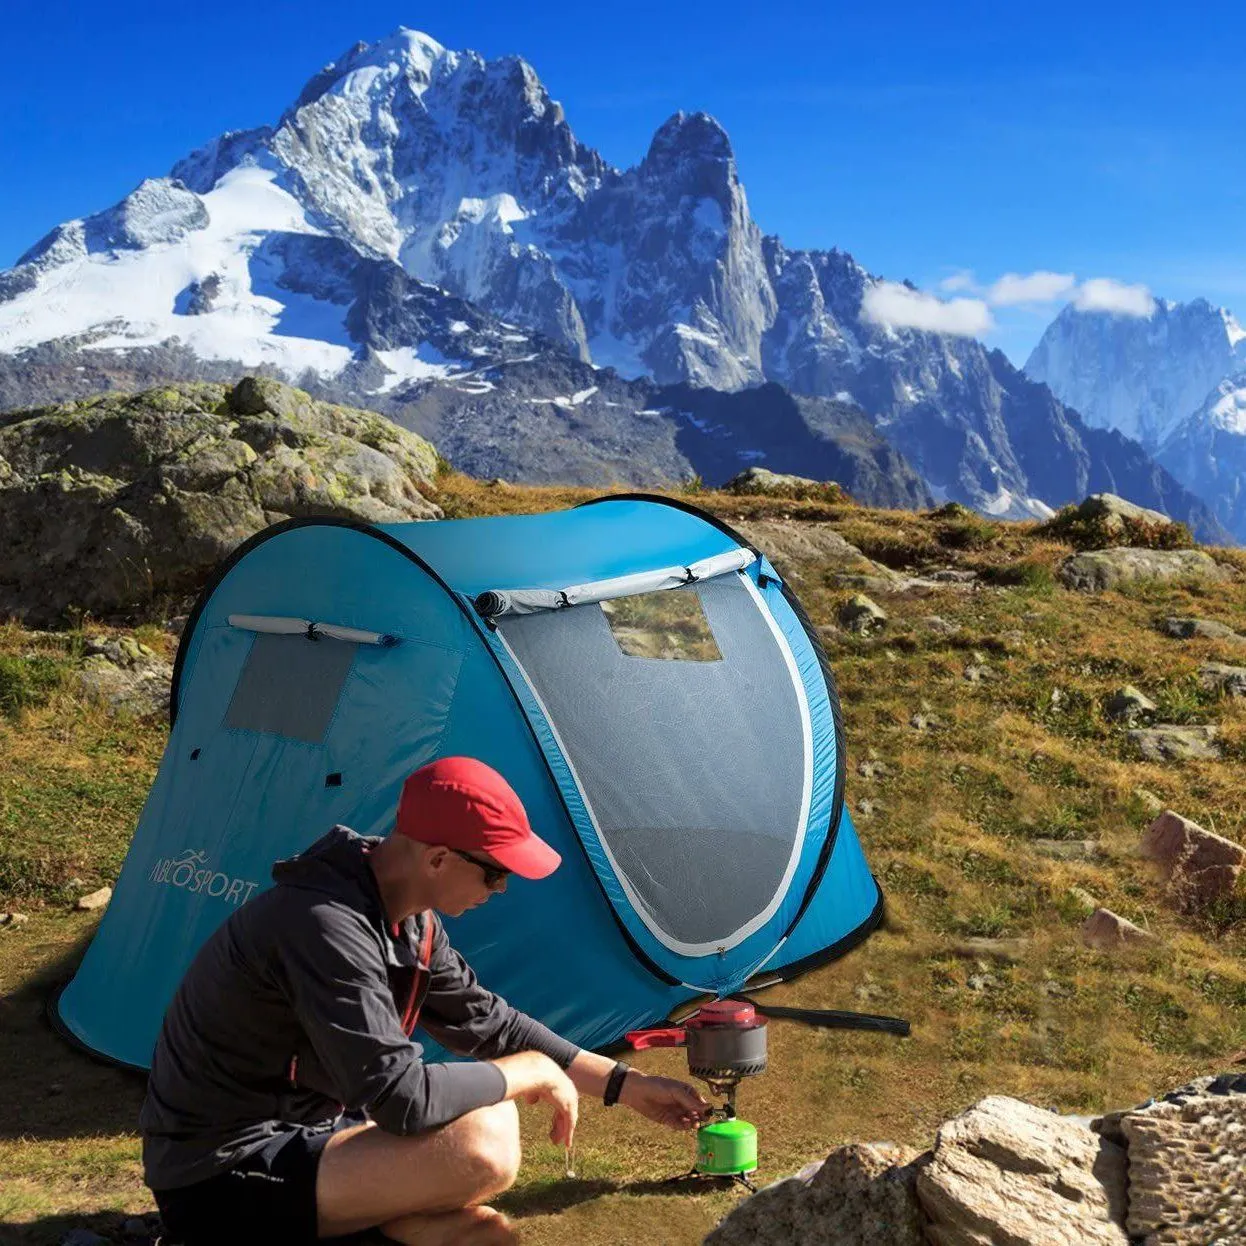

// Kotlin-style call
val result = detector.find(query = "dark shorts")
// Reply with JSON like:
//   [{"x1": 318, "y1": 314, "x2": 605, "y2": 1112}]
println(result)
[{"x1": 152, "y1": 1119, "x2": 383, "y2": 1246}]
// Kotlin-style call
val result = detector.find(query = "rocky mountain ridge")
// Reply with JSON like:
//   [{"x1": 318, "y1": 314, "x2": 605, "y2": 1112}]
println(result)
[
  {"x1": 0, "y1": 27, "x2": 1228, "y2": 540},
  {"x1": 1026, "y1": 298, "x2": 1246, "y2": 450},
  {"x1": 1027, "y1": 298, "x2": 1246, "y2": 541}
]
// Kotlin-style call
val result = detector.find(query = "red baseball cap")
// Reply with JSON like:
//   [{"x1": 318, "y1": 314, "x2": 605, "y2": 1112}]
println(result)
[{"x1": 394, "y1": 756, "x2": 561, "y2": 880}]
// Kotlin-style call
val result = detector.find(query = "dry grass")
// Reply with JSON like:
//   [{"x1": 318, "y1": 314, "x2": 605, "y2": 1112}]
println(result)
[{"x1": 1, "y1": 490, "x2": 1244, "y2": 1244}]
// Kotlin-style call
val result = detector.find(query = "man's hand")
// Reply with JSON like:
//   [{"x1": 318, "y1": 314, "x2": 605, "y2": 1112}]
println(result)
[
  {"x1": 494, "y1": 1051, "x2": 579, "y2": 1146},
  {"x1": 619, "y1": 1071, "x2": 711, "y2": 1130}
]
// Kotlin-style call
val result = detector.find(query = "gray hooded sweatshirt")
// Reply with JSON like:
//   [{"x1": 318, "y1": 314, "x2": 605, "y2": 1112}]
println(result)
[{"x1": 140, "y1": 826, "x2": 580, "y2": 1190}]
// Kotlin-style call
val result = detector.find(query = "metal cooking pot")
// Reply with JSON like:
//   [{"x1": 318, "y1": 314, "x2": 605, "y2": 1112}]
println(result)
[{"x1": 625, "y1": 999, "x2": 768, "y2": 1084}]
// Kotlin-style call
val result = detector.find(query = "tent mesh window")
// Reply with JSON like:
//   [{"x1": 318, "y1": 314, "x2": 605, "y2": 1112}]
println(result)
[
  {"x1": 600, "y1": 589, "x2": 722, "y2": 661},
  {"x1": 224, "y1": 633, "x2": 358, "y2": 744},
  {"x1": 499, "y1": 576, "x2": 807, "y2": 950}
]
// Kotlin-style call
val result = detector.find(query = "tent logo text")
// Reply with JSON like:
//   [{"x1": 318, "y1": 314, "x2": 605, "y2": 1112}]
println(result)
[{"x1": 148, "y1": 849, "x2": 260, "y2": 906}]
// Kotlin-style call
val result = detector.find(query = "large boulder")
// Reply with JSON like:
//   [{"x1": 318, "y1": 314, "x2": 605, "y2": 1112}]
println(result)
[
  {"x1": 704, "y1": 1142, "x2": 927, "y2": 1246},
  {"x1": 1075, "y1": 493, "x2": 1175, "y2": 533},
  {"x1": 1139, "y1": 809, "x2": 1245, "y2": 910},
  {"x1": 722, "y1": 466, "x2": 845, "y2": 501},
  {"x1": 1058, "y1": 548, "x2": 1230, "y2": 593},
  {"x1": 0, "y1": 378, "x2": 442, "y2": 623},
  {"x1": 915, "y1": 1096, "x2": 1128, "y2": 1245},
  {"x1": 1114, "y1": 1077, "x2": 1246, "y2": 1243}
]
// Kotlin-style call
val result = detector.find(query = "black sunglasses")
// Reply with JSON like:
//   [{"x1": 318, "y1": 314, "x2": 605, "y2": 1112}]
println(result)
[{"x1": 447, "y1": 847, "x2": 512, "y2": 888}]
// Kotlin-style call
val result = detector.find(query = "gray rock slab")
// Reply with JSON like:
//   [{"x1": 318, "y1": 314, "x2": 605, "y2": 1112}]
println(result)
[
  {"x1": 949, "y1": 937, "x2": 1031, "y2": 963},
  {"x1": 1159, "y1": 616, "x2": 1244, "y2": 642},
  {"x1": 834, "y1": 573, "x2": 906, "y2": 595},
  {"x1": 1199, "y1": 661, "x2": 1246, "y2": 697},
  {"x1": 1031, "y1": 839, "x2": 1104, "y2": 861},
  {"x1": 1128, "y1": 725, "x2": 1221, "y2": 762},
  {"x1": 1059, "y1": 548, "x2": 1230, "y2": 593}
]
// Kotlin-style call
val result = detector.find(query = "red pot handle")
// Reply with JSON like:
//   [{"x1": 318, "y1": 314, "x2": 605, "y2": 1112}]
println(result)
[{"x1": 625, "y1": 1027, "x2": 688, "y2": 1050}]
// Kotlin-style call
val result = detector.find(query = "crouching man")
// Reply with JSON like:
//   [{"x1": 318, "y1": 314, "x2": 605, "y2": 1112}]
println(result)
[{"x1": 141, "y1": 756, "x2": 709, "y2": 1245}]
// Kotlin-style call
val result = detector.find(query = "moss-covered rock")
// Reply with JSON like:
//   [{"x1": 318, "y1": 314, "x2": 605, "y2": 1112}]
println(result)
[{"x1": 0, "y1": 377, "x2": 443, "y2": 623}]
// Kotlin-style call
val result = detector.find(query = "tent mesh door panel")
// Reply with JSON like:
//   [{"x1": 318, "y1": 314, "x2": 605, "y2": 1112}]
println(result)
[{"x1": 498, "y1": 576, "x2": 808, "y2": 951}]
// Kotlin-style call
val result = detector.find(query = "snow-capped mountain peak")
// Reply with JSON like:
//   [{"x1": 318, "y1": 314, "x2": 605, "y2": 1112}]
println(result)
[
  {"x1": 1204, "y1": 375, "x2": 1246, "y2": 435},
  {"x1": 1026, "y1": 296, "x2": 1246, "y2": 449}
]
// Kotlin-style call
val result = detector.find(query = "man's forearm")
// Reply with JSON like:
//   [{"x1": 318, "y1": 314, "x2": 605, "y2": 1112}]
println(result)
[{"x1": 566, "y1": 1048, "x2": 623, "y2": 1098}]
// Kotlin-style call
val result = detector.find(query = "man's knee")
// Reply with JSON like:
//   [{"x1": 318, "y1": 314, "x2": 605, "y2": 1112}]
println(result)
[
  {"x1": 465, "y1": 1206, "x2": 519, "y2": 1245},
  {"x1": 457, "y1": 1100, "x2": 520, "y2": 1195}
]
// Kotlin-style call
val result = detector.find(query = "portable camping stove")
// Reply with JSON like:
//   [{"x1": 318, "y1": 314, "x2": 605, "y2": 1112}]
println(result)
[{"x1": 626, "y1": 999, "x2": 767, "y2": 1190}]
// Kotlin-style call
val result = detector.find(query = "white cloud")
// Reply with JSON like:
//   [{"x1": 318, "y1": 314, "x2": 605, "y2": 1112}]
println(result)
[
  {"x1": 862, "y1": 281, "x2": 994, "y2": 337},
  {"x1": 1073, "y1": 277, "x2": 1156, "y2": 317},
  {"x1": 939, "y1": 270, "x2": 979, "y2": 294},
  {"x1": 988, "y1": 271, "x2": 1076, "y2": 306}
]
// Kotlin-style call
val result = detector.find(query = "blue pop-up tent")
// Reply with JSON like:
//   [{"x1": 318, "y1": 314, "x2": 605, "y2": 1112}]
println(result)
[{"x1": 54, "y1": 495, "x2": 886, "y2": 1069}]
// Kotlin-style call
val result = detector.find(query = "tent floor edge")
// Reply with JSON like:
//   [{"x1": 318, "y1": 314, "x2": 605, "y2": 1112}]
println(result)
[{"x1": 45, "y1": 980, "x2": 150, "y2": 1077}]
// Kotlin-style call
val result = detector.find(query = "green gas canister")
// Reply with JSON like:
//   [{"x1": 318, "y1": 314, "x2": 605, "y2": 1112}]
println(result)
[{"x1": 695, "y1": 1117, "x2": 758, "y2": 1177}]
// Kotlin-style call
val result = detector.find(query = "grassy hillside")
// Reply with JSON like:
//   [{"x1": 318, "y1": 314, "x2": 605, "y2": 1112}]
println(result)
[{"x1": 1, "y1": 476, "x2": 1244, "y2": 1244}]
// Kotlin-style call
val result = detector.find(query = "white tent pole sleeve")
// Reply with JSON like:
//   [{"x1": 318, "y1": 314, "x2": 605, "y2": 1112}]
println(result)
[
  {"x1": 228, "y1": 614, "x2": 310, "y2": 635},
  {"x1": 227, "y1": 615, "x2": 396, "y2": 646},
  {"x1": 476, "y1": 548, "x2": 756, "y2": 619},
  {"x1": 313, "y1": 623, "x2": 397, "y2": 646}
]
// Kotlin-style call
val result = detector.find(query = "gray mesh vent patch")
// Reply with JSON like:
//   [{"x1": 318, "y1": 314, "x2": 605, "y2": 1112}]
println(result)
[
  {"x1": 225, "y1": 633, "x2": 357, "y2": 743},
  {"x1": 499, "y1": 576, "x2": 808, "y2": 950}
]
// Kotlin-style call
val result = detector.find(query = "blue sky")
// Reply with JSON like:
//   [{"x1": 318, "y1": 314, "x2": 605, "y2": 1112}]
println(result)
[{"x1": 3, "y1": 0, "x2": 1244, "y2": 363}]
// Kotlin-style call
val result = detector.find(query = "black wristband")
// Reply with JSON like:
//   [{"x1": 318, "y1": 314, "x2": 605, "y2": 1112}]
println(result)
[{"x1": 603, "y1": 1060, "x2": 631, "y2": 1107}]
